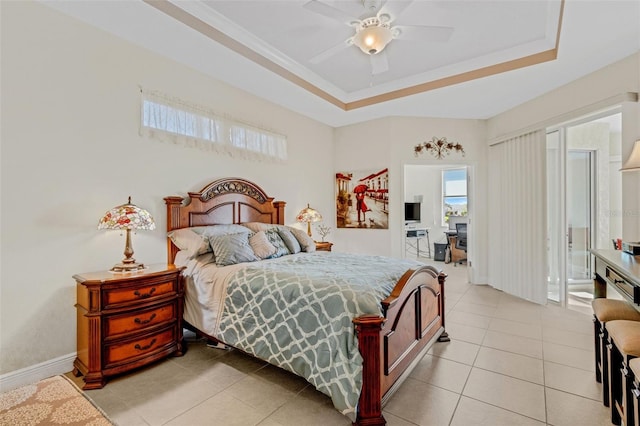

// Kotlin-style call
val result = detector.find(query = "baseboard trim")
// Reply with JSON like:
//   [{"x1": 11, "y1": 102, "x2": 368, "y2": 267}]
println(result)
[{"x1": 0, "y1": 353, "x2": 76, "y2": 392}]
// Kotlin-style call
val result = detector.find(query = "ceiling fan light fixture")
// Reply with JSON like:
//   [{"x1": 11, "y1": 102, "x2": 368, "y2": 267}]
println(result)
[{"x1": 353, "y1": 20, "x2": 393, "y2": 55}]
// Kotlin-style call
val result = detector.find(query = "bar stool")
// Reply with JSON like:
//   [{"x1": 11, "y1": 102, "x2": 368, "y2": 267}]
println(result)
[
  {"x1": 629, "y1": 358, "x2": 640, "y2": 426},
  {"x1": 592, "y1": 299, "x2": 640, "y2": 406},
  {"x1": 606, "y1": 320, "x2": 640, "y2": 426}
]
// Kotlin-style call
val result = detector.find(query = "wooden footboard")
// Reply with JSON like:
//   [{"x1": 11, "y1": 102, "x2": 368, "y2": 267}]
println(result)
[{"x1": 353, "y1": 265, "x2": 447, "y2": 426}]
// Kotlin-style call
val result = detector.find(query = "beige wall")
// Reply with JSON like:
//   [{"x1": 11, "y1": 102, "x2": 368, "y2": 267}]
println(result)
[
  {"x1": 334, "y1": 117, "x2": 489, "y2": 283},
  {"x1": 487, "y1": 53, "x2": 640, "y2": 241},
  {"x1": 0, "y1": 2, "x2": 334, "y2": 375}
]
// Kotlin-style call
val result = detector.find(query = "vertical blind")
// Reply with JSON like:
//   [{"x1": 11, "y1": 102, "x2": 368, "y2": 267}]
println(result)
[{"x1": 488, "y1": 130, "x2": 548, "y2": 304}]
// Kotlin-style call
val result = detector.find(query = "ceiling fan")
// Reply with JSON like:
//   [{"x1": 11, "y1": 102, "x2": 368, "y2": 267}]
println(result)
[{"x1": 304, "y1": 0, "x2": 454, "y2": 75}]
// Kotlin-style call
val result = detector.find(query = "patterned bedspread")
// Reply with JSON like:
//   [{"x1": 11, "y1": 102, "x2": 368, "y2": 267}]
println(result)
[{"x1": 216, "y1": 252, "x2": 424, "y2": 416}]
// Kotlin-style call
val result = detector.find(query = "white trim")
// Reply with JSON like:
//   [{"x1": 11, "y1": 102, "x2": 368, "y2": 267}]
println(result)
[
  {"x1": 489, "y1": 92, "x2": 638, "y2": 146},
  {"x1": 0, "y1": 352, "x2": 76, "y2": 392}
]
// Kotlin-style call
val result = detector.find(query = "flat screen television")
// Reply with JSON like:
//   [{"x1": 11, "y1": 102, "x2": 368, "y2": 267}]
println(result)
[{"x1": 404, "y1": 202, "x2": 421, "y2": 223}]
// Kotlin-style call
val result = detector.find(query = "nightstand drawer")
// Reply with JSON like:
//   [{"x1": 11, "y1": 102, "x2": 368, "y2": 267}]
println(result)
[
  {"x1": 104, "y1": 280, "x2": 175, "y2": 307},
  {"x1": 104, "y1": 327, "x2": 176, "y2": 368},
  {"x1": 104, "y1": 303, "x2": 176, "y2": 339}
]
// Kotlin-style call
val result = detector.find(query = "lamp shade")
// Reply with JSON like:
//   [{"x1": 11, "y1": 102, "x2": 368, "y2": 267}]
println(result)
[
  {"x1": 353, "y1": 24, "x2": 393, "y2": 55},
  {"x1": 98, "y1": 197, "x2": 156, "y2": 231},
  {"x1": 621, "y1": 140, "x2": 640, "y2": 171},
  {"x1": 99, "y1": 197, "x2": 155, "y2": 272},
  {"x1": 296, "y1": 204, "x2": 322, "y2": 237}
]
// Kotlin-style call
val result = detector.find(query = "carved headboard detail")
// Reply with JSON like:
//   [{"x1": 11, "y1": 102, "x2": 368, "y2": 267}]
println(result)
[{"x1": 164, "y1": 177, "x2": 286, "y2": 263}]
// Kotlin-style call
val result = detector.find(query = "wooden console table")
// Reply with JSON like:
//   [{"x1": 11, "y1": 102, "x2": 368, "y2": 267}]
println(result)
[{"x1": 592, "y1": 249, "x2": 640, "y2": 304}]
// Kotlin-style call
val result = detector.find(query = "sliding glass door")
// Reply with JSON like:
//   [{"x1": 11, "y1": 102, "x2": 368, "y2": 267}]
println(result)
[{"x1": 546, "y1": 111, "x2": 621, "y2": 308}]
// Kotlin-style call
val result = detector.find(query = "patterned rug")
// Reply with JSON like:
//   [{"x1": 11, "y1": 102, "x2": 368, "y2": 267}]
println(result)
[{"x1": 0, "y1": 375, "x2": 112, "y2": 425}]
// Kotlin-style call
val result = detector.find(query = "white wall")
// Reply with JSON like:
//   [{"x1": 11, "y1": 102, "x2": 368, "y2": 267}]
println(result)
[
  {"x1": 334, "y1": 117, "x2": 488, "y2": 283},
  {"x1": 0, "y1": 2, "x2": 334, "y2": 375}
]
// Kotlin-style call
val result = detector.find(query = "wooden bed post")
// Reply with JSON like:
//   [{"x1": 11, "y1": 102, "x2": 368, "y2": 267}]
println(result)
[
  {"x1": 164, "y1": 196, "x2": 184, "y2": 264},
  {"x1": 437, "y1": 272, "x2": 450, "y2": 342},
  {"x1": 273, "y1": 201, "x2": 286, "y2": 225},
  {"x1": 353, "y1": 315, "x2": 386, "y2": 426}
]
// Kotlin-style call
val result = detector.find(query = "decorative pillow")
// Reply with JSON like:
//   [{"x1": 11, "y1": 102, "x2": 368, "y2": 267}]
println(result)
[
  {"x1": 278, "y1": 228, "x2": 301, "y2": 254},
  {"x1": 288, "y1": 226, "x2": 316, "y2": 252},
  {"x1": 208, "y1": 233, "x2": 258, "y2": 266},
  {"x1": 249, "y1": 231, "x2": 277, "y2": 259},
  {"x1": 198, "y1": 224, "x2": 252, "y2": 238},
  {"x1": 167, "y1": 228, "x2": 210, "y2": 259},
  {"x1": 264, "y1": 229, "x2": 291, "y2": 258},
  {"x1": 241, "y1": 222, "x2": 276, "y2": 233}
]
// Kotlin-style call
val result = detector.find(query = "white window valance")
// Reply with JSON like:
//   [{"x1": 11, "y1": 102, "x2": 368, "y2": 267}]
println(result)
[{"x1": 140, "y1": 88, "x2": 287, "y2": 163}]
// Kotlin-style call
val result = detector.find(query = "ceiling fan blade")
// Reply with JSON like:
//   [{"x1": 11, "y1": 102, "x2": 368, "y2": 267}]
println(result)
[
  {"x1": 380, "y1": 0, "x2": 414, "y2": 20},
  {"x1": 396, "y1": 25, "x2": 454, "y2": 42},
  {"x1": 303, "y1": 0, "x2": 358, "y2": 26},
  {"x1": 370, "y1": 51, "x2": 389, "y2": 75},
  {"x1": 309, "y1": 39, "x2": 352, "y2": 64}
]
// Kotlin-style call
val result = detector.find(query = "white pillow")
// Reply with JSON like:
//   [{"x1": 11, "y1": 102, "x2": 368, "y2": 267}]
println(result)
[
  {"x1": 249, "y1": 231, "x2": 277, "y2": 259},
  {"x1": 288, "y1": 226, "x2": 316, "y2": 252},
  {"x1": 167, "y1": 228, "x2": 209, "y2": 259},
  {"x1": 241, "y1": 222, "x2": 276, "y2": 233},
  {"x1": 198, "y1": 224, "x2": 252, "y2": 237}
]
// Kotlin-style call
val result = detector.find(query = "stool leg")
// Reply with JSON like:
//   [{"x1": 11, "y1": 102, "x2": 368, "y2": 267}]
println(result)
[
  {"x1": 595, "y1": 317, "x2": 602, "y2": 383},
  {"x1": 603, "y1": 327, "x2": 610, "y2": 407},
  {"x1": 633, "y1": 384, "x2": 640, "y2": 426},
  {"x1": 609, "y1": 338, "x2": 623, "y2": 425},
  {"x1": 624, "y1": 359, "x2": 637, "y2": 426}
]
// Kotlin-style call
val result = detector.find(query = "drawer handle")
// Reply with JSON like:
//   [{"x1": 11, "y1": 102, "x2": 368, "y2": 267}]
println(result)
[
  {"x1": 134, "y1": 313, "x2": 157, "y2": 325},
  {"x1": 134, "y1": 339, "x2": 156, "y2": 351},
  {"x1": 133, "y1": 288, "x2": 156, "y2": 298},
  {"x1": 614, "y1": 279, "x2": 625, "y2": 284}
]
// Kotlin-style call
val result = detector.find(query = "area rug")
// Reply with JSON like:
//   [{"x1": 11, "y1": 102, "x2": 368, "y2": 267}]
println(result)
[{"x1": 0, "y1": 375, "x2": 113, "y2": 425}]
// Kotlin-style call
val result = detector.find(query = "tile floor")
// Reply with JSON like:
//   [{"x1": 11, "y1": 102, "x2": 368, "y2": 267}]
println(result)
[{"x1": 68, "y1": 260, "x2": 613, "y2": 426}]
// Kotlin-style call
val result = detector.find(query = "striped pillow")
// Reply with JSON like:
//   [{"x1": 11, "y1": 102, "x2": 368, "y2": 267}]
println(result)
[{"x1": 208, "y1": 233, "x2": 258, "y2": 266}]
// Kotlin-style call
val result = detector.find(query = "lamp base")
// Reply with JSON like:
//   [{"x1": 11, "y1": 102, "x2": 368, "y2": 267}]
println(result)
[{"x1": 110, "y1": 262, "x2": 146, "y2": 273}]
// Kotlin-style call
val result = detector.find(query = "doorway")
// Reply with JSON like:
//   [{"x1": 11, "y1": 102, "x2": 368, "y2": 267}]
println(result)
[
  {"x1": 403, "y1": 164, "x2": 471, "y2": 281},
  {"x1": 546, "y1": 111, "x2": 622, "y2": 310}
]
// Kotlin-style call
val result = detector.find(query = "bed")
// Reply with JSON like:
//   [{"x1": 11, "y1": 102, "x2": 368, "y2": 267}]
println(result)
[{"x1": 164, "y1": 177, "x2": 448, "y2": 425}]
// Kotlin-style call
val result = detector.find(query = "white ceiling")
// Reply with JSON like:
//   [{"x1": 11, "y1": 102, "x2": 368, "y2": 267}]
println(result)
[{"x1": 43, "y1": 0, "x2": 640, "y2": 127}]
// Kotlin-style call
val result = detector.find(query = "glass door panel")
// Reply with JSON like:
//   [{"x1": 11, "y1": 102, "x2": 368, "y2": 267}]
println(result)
[
  {"x1": 546, "y1": 130, "x2": 565, "y2": 304},
  {"x1": 566, "y1": 150, "x2": 594, "y2": 283}
]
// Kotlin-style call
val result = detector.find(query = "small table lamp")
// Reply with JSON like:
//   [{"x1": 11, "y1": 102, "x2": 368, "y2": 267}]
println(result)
[
  {"x1": 296, "y1": 203, "x2": 322, "y2": 238},
  {"x1": 98, "y1": 197, "x2": 156, "y2": 272}
]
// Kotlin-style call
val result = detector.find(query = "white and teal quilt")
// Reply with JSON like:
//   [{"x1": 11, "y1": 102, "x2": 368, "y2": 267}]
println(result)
[{"x1": 214, "y1": 252, "x2": 424, "y2": 416}]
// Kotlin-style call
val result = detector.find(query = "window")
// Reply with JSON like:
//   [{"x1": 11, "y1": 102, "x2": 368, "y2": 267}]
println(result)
[
  {"x1": 142, "y1": 99, "x2": 223, "y2": 144},
  {"x1": 140, "y1": 89, "x2": 287, "y2": 162},
  {"x1": 442, "y1": 168, "x2": 467, "y2": 225}
]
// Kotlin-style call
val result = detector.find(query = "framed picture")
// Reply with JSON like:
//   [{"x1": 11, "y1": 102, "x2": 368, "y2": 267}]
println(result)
[{"x1": 336, "y1": 168, "x2": 388, "y2": 229}]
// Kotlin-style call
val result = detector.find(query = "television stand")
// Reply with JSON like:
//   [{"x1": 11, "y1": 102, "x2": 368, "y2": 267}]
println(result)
[{"x1": 405, "y1": 228, "x2": 430, "y2": 258}]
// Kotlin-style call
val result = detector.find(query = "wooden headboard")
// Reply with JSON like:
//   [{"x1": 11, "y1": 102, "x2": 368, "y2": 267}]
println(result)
[{"x1": 163, "y1": 177, "x2": 286, "y2": 264}]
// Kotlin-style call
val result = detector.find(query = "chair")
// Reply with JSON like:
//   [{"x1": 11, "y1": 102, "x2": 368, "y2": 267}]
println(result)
[
  {"x1": 454, "y1": 223, "x2": 467, "y2": 266},
  {"x1": 606, "y1": 320, "x2": 640, "y2": 425},
  {"x1": 592, "y1": 298, "x2": 640, "y2": 407}
]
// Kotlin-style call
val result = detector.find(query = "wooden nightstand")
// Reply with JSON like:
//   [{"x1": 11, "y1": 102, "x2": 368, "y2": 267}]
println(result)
[
  {"x1": 73, "y1": 264, "x2": 185, "y2": 389},
  {"x1": 315, "y1": 241, "x2": 333, "y2": 252}
]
